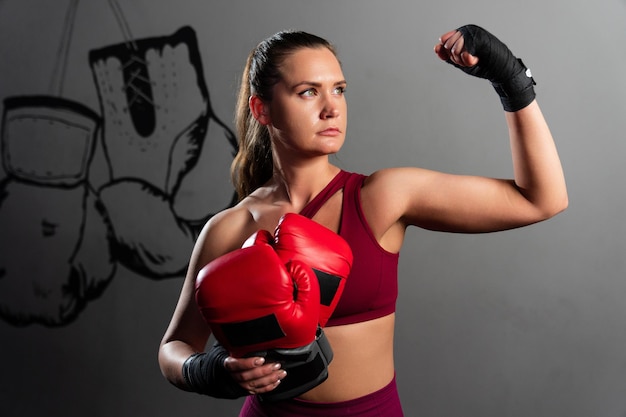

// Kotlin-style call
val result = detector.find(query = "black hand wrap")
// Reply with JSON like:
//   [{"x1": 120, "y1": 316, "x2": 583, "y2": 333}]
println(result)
[
  {"x1": 182, "y1": 327, "x2": 333, "y2": 402},
  {"x1": 252, "y1": 326, "x2": 334, "y2": 402},
  {"x1": 182, "y1": 341, "x2": 249, "y2": 399},
  {"x1": 452, "y1": 24, "x2": 536, "y2": 112}
]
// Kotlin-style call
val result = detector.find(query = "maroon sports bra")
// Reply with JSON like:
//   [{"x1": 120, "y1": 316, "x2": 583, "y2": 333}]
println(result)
[{"x1": 299, "y1": 170, "x2": 399, "y2": 327}]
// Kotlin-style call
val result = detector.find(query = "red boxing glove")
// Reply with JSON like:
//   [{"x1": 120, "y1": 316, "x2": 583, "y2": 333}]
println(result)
[
  {"x1": 272, "y1": 213, "x2": 353, "y2": 327},
  {"x1": 242, "y1": 229, "x2": 273, "y2": 247},
  {"x1": 195, "y1": 242, "x2": 321, "y2": 358}
]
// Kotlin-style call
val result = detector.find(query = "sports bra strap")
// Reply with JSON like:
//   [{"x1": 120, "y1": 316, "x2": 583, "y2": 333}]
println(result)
[{"x1": 299, "y1": 170, "x2": 351, "y2": 219}]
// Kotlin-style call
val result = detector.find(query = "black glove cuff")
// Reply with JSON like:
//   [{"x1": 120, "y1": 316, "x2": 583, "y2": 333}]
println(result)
[
  {"x1": 491, "y1": 58, "x2": 536, "y2": 112},
  {"x1": 254, "y1": 326, "x2": 333, "y2": 402},
  {"x1": 182, "y1": 342, "x2": 249, "y2": 399}
]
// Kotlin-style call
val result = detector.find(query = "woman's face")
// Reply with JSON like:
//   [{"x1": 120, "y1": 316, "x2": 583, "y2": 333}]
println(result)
[{"x1": 263, "y1": 47, "x2": 347, "y2": 158}]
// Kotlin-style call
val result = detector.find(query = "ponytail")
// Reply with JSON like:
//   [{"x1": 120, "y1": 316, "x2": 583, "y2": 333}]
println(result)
[{"x1": 231, "y1": 53, "x2": 273, "y2": 201}]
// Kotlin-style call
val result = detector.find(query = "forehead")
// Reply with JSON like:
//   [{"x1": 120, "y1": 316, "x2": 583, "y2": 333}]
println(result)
[{"x1": 279, "y1": 47, "x2": 344, "y2": 83}]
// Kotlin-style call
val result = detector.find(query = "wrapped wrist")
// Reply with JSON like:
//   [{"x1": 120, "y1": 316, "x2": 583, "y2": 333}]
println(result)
[
  {"x1": 182, "y1": 343, "x2": 249, "y2": 399},
  {"x1": 453, "y1": 25, "x2": 537, "y2": 112},
  {"x1": 491, "y1": 58, "x2": 536, "y2": 112}
]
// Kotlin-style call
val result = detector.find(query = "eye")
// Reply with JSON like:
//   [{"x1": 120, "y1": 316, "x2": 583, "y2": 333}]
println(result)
[
  {"x1": 299, "y1": 88, "x2": 317, "y2": 97},
  {"x1": 333, "y1": 86, "x2": 346, "y2": 95}
]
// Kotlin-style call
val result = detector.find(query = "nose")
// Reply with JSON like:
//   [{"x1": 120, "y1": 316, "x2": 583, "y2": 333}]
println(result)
[{"x1": 320, "y1": 100, "x2": 339, "y2": 119}]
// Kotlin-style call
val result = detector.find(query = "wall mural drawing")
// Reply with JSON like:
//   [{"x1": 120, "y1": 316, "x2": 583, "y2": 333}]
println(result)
[{"x1": 0, "y1": 0, "x2": 237, "y2": 327}]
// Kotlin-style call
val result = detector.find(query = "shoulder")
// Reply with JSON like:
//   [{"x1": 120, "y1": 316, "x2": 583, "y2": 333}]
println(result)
[
  {"x1": 362, "y1": 167, "x2": 433, "y2": 199},
  {"x1": 190, "y1": 204, "x2": 259, "y2": 271},
  {"x1": 204, "y1": 205, "x2": 256, "y2": 243},
  {"x1": 360, "y1": 166, "x2": 438, "y2": 225}
]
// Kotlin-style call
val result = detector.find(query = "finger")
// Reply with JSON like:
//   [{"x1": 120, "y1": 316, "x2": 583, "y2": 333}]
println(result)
[
  {"x1": 227, "y1": 358, "x2": 284, "y2": 384},
  {"x1": 449, "y1": 38, "x2": 480, "y2": 67},
  {"x1": 442, "y1": 31, "x2": 463, "y2": 52},
  {"x1": 438, "y1": 29, "x2": 458, "y2": 45},
  {"x1": 224, "y1": 356, "x2": 264, "y2": 372},
  {"x1": 442, "y1": 33, "x2": 467, "y2": 66},
  {"x1": 451, "y1": 39, "x2": 475, "y2": 66},
  {"x1": 449, "y1": 30, "x2": 479, "y2": 67},
  {"x1": 246, "y1": 369, "x2": 288, "y2": 394},
  {"x1": 434, "y1": 43, "x2": 450, "y2": 61},
  {"x1": 460, "y1": 51, "x2": 479, "y2": 67},
  {"x1": 435, "y1": 30, "x2": 461, "y2": 62},
  {"x1": 450, "y1": 36, "x2": 465, "y2": 58}
]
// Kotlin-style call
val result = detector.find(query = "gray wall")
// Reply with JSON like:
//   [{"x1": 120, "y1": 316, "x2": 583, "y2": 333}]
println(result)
[{"x1": 1, "y1": 1, "x2": 625, "y2": 416}]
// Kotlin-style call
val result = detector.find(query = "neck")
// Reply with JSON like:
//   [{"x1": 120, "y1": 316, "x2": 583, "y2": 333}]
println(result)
[{"x1": 270, "y1": 159, "x2": 340, "y2": 211}]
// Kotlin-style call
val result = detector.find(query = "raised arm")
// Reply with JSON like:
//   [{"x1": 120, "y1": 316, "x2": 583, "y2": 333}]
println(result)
[{"x1": 364, "y1": 25, "x2": 567, "y2": 238}]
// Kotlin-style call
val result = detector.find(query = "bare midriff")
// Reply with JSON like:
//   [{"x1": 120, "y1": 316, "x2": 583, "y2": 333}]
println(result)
[{"x1": 297, "y1": 313, "x2": 396, "y2": 402}]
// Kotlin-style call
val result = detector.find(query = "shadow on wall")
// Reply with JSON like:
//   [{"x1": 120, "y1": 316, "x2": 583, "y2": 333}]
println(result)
[{"x1": 0, "y1": 1, "x2": 237, "y2": 328}]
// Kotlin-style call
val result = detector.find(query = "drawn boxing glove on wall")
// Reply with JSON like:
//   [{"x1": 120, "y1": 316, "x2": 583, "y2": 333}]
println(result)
[
  {"x1": 0, "y1": 96, "x2": 115, "y2": 326},
  {"x1": 89, "y1": 26, "x2": 236, "y2": 278}
]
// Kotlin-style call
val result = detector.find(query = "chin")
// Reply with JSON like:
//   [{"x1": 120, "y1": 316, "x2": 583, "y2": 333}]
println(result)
[{"x1": 322, "y1": 139, "x2": 345, "y2": 154}]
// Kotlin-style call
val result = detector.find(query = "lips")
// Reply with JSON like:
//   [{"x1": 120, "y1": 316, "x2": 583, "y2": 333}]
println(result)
[{"x1": 318, "y1": 127, "x2": 341, "y2": 136}]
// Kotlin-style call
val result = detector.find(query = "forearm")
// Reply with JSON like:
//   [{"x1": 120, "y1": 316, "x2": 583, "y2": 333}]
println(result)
[
  {"x1": 507, "y1": 100, "x2": 568, "y2": 217},
  {"x1": 159, "y1": 340, "x2": 198, "y2": 390}
]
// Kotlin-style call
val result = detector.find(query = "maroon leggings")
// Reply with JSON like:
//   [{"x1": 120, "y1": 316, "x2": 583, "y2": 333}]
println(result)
[{"x1": 238, "y1": 375, "x2": 403, "y2": 417}]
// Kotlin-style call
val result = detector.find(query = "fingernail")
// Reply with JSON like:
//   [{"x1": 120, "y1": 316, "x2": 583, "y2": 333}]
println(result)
[
  {"x1": 272, "y1": 363, "x2": 281, "y2": 370},
  {"x1": 255, "y1": 357, "x2": 265, "y2": 366}
]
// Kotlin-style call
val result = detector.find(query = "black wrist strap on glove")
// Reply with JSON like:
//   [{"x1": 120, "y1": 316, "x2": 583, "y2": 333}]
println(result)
[
  {"x1": 453, "y1": 24, "x2": 536, "y2": 112},
  {"x1": 182, "y1": 342, "x2": 249, "y2": 399},
  {"x1": 254, "y1": 326, "x2": 333, "y2": 402}
]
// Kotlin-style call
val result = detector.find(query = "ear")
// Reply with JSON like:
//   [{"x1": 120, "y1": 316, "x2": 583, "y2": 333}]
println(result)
[{"x1": 249, "y1": 95, "x2": 270, "y2": 125}]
